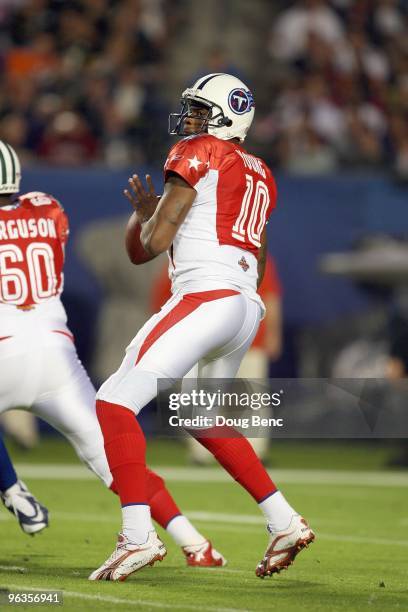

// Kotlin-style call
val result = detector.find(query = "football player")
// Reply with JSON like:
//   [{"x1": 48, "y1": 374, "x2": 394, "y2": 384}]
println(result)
[
  {"x1": 92, "y1": 73, "x2": 315, "y2": 581},
  {"x1": 0, "y1": 435, "x2": 48, "y2": 534},
  {"x1": 0, "y1": 140, "x2": 225, "y2": 568}
]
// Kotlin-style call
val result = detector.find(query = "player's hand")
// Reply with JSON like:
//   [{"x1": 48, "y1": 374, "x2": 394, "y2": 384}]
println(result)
[{"x1": 124, "y1": 174, "x2": 158, "y2": 224}]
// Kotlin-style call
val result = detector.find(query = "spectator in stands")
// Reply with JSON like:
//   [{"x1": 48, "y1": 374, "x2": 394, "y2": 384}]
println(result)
[
  {"x1": 191, "y1": 46, "x2": 246, "y2": 83},
  {"x1": 37, "y1": 111, "x2": 98, "y2": 166},
  {"x1": 255, "y1": 0, "x2": 408, "y2": 177},
  {"x1": 0, "y1": 0, "x2": 172, "y2": 167},
  {"x1": 0, "y1": 0, "x2": 407, "y2": 177},
  {"x1": 269, "y1": 0, "x2": 344, "y2": 63}
]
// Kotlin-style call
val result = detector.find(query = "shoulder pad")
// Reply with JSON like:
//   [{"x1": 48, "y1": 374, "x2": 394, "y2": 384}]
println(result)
[{"x1": 20, "y1": 192, "x2": 64, "y2": 210}]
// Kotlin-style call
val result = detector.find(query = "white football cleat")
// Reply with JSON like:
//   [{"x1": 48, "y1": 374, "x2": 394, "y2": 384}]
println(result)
[
  {"x1": 1, "y1": 480, "x2": 49, "y2": 535},
  {"x1": 183, "y1": 540, "x2": 227, "y2": 567},
  {"x1": 89, "y1": 531, "x2": 167, "y2": 581},
  {"x1": 256, "y1": 515, "x2": 315, "y2": 578}
]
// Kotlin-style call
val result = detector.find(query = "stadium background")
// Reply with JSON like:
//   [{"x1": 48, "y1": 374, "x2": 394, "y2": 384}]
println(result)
[{"x1": 0, "y1": 2, "x2": 408, "y2": 610}]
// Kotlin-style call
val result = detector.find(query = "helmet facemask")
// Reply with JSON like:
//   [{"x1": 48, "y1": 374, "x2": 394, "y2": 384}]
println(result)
[
  {"x1": 169, "y1": 74, "x2": 255, "y2": 142},
  {"x1": 169, "y1": 94, "x2": 232, "y2": 137}
]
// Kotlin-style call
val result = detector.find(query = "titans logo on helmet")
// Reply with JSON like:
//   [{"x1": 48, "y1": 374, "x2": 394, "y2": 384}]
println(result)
[{"x1": 228, "y1": 89, "x2": 255, "y2": 115}]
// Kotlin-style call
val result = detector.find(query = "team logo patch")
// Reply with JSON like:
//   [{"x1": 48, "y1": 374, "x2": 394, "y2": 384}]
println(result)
[
  {"x1": 228, "y1": 89, "x2": 254, "y2": 115},
  {"x1": 238, "y1": 256, "x2": 249, "y2": 272}
]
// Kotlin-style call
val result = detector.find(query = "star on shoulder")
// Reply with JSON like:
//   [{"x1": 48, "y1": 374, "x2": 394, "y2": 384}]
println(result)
[{"x1": 187, "y1": 155, "x2": 203, "y2": 170}]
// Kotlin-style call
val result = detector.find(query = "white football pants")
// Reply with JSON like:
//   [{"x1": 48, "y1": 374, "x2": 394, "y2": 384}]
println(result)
[
  {"x1": 0, "y1": 323, "x2": 112, "y2": 487},
  {"x1": 97, "y1": 289, "x2": 262, "y2": 413}
]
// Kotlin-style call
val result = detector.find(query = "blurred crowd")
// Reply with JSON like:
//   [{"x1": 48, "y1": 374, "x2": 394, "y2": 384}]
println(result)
[
  {"x1": 252, "y1": 0, "x2": 408, "y2": 178},
  {"x1": 0, "y1": 0, "x2": 183, "y2": 167},
  {"x1": 0, "y1": 0, "x2": 407, "y2": 178}
]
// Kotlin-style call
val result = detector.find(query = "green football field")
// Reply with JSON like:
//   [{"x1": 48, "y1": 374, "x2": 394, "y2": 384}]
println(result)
[{"x1": 0, "y1": 439, "x2": 407, "y2": 611}]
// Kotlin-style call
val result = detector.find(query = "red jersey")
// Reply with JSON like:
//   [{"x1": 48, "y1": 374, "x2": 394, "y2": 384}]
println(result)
[
  {"x1": 163, "y1": 134, "x2": 277, "y2": 303},
  {"x1": 0, "y1": 191, "x2": 68, "y2": 308}
]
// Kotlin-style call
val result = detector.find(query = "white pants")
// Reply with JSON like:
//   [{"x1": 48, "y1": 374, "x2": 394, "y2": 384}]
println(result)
[
  {"x1": 97, "y1": 290, "x2": 262, "y2": 414},
  {"x1": 0, "y1": 326, "x2": 112, "y2": 487}
]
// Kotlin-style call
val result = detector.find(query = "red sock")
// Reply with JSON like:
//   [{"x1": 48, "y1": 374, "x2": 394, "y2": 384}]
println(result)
[
  {"x1": 146, "y1": 468, "x2": 181, "y2": 528},
  {"x1": 194, "y1": 427, "x2": 277, "y2": 502},
  {"x1": 110, "y1": 468, "x2": 181, "y2": 528},
  {"x1": 96, "y1": 399, "x2": 147, "y2": 506}
]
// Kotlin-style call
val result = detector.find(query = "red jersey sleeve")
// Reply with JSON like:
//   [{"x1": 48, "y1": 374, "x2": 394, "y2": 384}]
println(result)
[{"x1": 164, "y1": 136, "x2": 210, "y2": 188}]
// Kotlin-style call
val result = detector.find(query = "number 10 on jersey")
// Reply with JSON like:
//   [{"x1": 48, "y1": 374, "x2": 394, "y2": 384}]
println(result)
[{"x1": 232, "y1": 174, "x2": 270, "y2": 248}]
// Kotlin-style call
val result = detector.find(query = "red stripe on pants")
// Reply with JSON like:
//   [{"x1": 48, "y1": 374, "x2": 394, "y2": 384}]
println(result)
[
  {"x1": 52, "y1": 330, "x2": 75, "y2": 343},
  {"x1": 135, "y1": 289, "x2": 239, "y2": 365}
]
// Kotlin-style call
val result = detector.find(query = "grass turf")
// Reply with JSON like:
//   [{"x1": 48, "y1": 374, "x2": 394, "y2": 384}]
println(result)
[
  {"x1": 0, "y1": 440, "x2": 407, "y2": 611},
  {"x1": 3, "y1": 435, "x2": 402, "y2": 470}
]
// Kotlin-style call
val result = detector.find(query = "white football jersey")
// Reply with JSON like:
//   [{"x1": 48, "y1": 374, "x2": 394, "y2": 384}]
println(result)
[{"x1": 164, "y1": 134, "x2": 277, "y2": 308}]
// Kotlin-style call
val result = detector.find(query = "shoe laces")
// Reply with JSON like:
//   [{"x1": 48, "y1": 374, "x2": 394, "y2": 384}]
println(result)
[{"x1": 101, "y1": 535, "x2": 131, "y2": 565}]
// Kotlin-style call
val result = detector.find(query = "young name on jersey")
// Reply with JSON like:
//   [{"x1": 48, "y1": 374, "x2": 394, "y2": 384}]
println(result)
[{"x1": 235, "y1": 150, "x2": 266, "y2": 178}]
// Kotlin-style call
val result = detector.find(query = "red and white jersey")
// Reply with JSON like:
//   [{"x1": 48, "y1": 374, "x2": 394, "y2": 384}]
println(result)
[
  {"x1": 164, "y1": 134, "x2": 277, "y2": 306},
  {"x1": 0, "y1": 191, "x2": 68, "y2": 323}
]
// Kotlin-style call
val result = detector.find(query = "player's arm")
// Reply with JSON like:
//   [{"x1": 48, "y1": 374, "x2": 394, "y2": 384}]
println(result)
[
  {"x1": 257, "y1": 229, "x2": 268, "y2": 289},
  {"x1": 124, "y1": 173, "x2": 195, "y2": 262},
  {"x1": 141, "y1": 173, "x2": 195, "y2": 256}
]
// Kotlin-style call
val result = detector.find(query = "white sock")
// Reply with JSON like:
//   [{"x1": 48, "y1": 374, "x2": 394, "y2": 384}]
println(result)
[
  {"x1": 166, "y1": 515, "x2": 206, "y2": 547},
  {"x1": 259, "y1": 491, "x2": 297, "y2": 532},
  {"x1": 122, "y1": 504, "x2": 154, "y2": 544}
]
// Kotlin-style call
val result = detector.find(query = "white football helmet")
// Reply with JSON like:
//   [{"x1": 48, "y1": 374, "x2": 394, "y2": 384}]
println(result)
[
  {"x1": 0, "y1": 140, "x2": 21, "y2": 194},
  {"x1": 169, "y1": 73, "x2": 255, "y2": 142}
]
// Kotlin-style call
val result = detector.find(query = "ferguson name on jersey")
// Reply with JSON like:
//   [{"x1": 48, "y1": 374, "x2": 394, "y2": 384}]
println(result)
[{"x1": 0, "y1": 191, "x2": 68, "y2": 310}]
